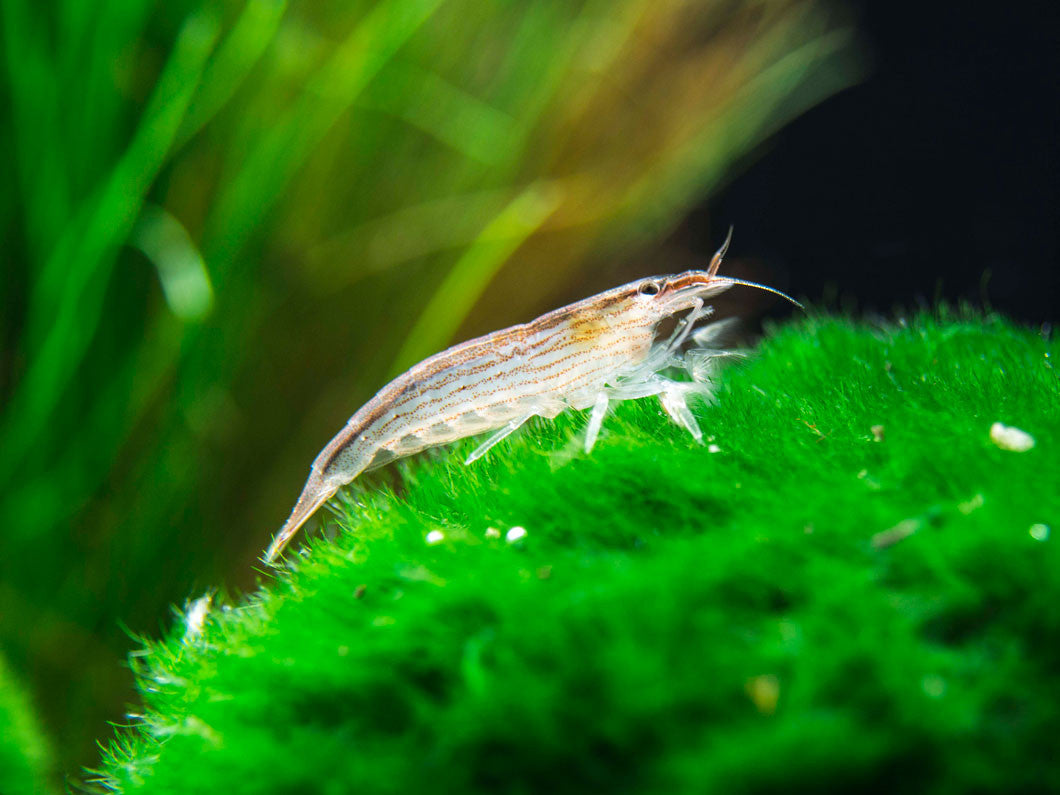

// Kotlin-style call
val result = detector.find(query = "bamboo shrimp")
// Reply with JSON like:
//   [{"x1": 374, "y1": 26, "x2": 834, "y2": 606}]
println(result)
[{"x1": 265, "y1": 230, "x2": 800, "y2": 561}]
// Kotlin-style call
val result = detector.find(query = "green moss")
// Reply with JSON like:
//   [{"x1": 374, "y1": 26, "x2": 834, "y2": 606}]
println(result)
[
  {"x1": 0, "y1": 654, "x2": 56, "y2": 795},
  {"x1": 97, "y1": 312, "x2": 1058, "y2": 793}
]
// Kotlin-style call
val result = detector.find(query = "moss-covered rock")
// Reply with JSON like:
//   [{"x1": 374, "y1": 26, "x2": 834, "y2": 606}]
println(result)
[{"x1": 98, "y1": 313, "x2": 1059, "y2": 793}]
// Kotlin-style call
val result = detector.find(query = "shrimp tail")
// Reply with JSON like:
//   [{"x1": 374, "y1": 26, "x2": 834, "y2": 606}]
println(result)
[{"x1": 264, "y1": 472, "x2": 340, "y2": 563}]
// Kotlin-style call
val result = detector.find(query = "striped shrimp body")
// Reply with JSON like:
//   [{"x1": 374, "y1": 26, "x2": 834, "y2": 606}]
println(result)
[{"x1": 265, "y1": 231, "x2": 800, "y2": 561}]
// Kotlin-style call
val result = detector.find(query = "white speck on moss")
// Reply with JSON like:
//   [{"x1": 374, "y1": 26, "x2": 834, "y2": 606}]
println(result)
[
  {"x1": 184, "y1": 594, "x2": 212, "y2": 640},
  {"x1": 872, "y1": 518, "x2": 921, "y2": 549},
  {"x1": 177, "y1": 715, "x2": 222, "y2": 746},
  {"x1": 958, "y1": 493, "x2": 985, "y2": 514},
  {"x1": 425, "y1": 530, "x2": 445, "y2": 545},
  {"x1": 707, "y1": 444, "x2": 721, "y2": 454},
  {"x1": 484, "y1": 527, "x2": 501, "y2": 539},
  {"x1": 990, "y1": 422, "x2": 1035, "y2": 452},
  {"x1": 506, "y1": 526, "x2": 527, "y2": 543},
  {"x1": 1030, "y1": 524, "x2": 1050, "y2": 542}
]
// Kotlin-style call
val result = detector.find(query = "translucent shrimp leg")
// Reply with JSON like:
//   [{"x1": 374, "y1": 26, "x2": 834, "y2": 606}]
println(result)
[
  {"x1": 580, "y1": 373, "x2": 711, "y2": 453},
  {"x1": 664, "y1": 297, "x2": 708, "y2": 353},
  {"x1": 690, "y1": 316, "x2": 738, "y2": 349},
  {"x1": 465, "y1": 416, "x2": 532, "y2": 464},
  {"x1": 658, "y1": 384, "x2": 704, "y2": 443},
  {"x1": 584, "y1": 393, "x2": 610, "y2": 452}
]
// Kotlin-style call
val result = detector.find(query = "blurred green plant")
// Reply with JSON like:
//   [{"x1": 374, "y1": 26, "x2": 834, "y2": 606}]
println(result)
[
  {"x1": 0, "y1": 654, "x2": 56, "y2": 795},
  {"x1": 0, "y1": 0, "x2": 855, "y2": 773}
]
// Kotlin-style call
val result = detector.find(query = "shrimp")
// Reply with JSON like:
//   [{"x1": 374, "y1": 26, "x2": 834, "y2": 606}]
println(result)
[{"x1": 265, "y1": 229, "x2": 800, "y2": 561}]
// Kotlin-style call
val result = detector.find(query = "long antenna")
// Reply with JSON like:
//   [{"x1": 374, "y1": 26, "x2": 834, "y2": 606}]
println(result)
[
  {"x1": 709, "y1": 225, "x2": 803, "y2": 310},
  {"x1": 717, "y1": 276, "x2": 804, "y2": 310}
]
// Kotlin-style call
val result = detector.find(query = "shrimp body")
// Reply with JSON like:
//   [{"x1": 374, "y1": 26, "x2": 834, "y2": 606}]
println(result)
[{"x1": 266, "y1": 231, "x2": 799, "y2": 561}]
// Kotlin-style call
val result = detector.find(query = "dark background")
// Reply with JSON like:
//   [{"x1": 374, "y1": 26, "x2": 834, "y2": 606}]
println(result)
[{"x1": 707, "y1": 0, "x2": 1057, "y2": 324}]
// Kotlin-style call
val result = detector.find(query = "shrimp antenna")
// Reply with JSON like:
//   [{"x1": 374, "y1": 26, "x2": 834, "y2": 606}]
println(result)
[
  {"x1": 707, "y1": 225, "x2": 804, "y2": 310},
  {"x1": 719, "y1": 277, "x2": 805, "y2": 311},
  {"x1": 706, "y1": 225, "x2": 734, "y2": 281}
]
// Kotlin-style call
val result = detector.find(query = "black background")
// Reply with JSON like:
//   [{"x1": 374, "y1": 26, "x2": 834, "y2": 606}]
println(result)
[{"x1": 706, "y1": 0, "x2": 1057, "y2": 325}]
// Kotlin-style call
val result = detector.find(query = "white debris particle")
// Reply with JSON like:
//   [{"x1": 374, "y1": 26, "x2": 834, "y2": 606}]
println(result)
[
  {"x1": 871, "y1": 518, "x2": 921, "y2": 549},
  {"x1": 484, "y1": 526, "x2": 501, "y2": 539},
  {"x1": 707, "y1": 444, "x2": 721, "y2": 454},
  {"x1": 179, "y1": 715, "x2": 222, "y2": 745},
  {"x1": 1029, "y1": 524, "x2": 1050, "y2": 542},
  {"x1": 957, "y1": 493, "x2": 985, "y2": 515},
  {"x1": 183, "y1": 594, "x2": 212, "y2": 640},
  {"x1": 506, "y1": 526, "x2": 527, "y2": 543},
  {"x1": 425, "y1": 530, "x2": 445, "y2": 545},
  {"x1": 990, "y1": 422, "x2": 1035, "y2": 452}
]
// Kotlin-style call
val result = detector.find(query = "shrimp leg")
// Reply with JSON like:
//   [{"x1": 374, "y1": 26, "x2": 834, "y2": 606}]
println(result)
[
  {"x1": 690, "y1": 316, "x2": 739, "y2": 349},
  {"x1": 584, "y1": 393, "x2": 610, "y2": 453},
  {"x1": 658, "y1": 384, "x2": 704, "y2": 443},
  {"x1": 465, "y1": 415, "x2": 532, "y2": 464},
  {"x1": 664, "y1": 297, "x2": 708, "y2": 354},
  {"x1": 600, "y1": 375, "x2": 709, "y2": 443}
]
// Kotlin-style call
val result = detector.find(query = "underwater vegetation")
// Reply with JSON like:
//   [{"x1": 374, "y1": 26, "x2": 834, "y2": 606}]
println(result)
[{"x1": 87, "y1": 312, "x2": 1059, "y2": 793}]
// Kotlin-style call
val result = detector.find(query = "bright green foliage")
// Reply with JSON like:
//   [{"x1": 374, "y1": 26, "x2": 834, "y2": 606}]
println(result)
[
  {"x1": 0, "y1": 655, "x2": 56, "y2": 795},
  {"x1": 97, "y1": 313, "x2": 1059, "y2": 793}
]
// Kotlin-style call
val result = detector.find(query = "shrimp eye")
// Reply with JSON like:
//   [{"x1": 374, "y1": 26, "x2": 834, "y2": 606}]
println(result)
[{"x1": 637, "y1": 280, "x2": 661, "y2": 297}]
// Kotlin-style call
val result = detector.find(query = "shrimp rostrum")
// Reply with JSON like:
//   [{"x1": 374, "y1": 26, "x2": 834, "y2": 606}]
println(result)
[{"x1": 265, "y1": 230, "x2": 800, "y2": 561}]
